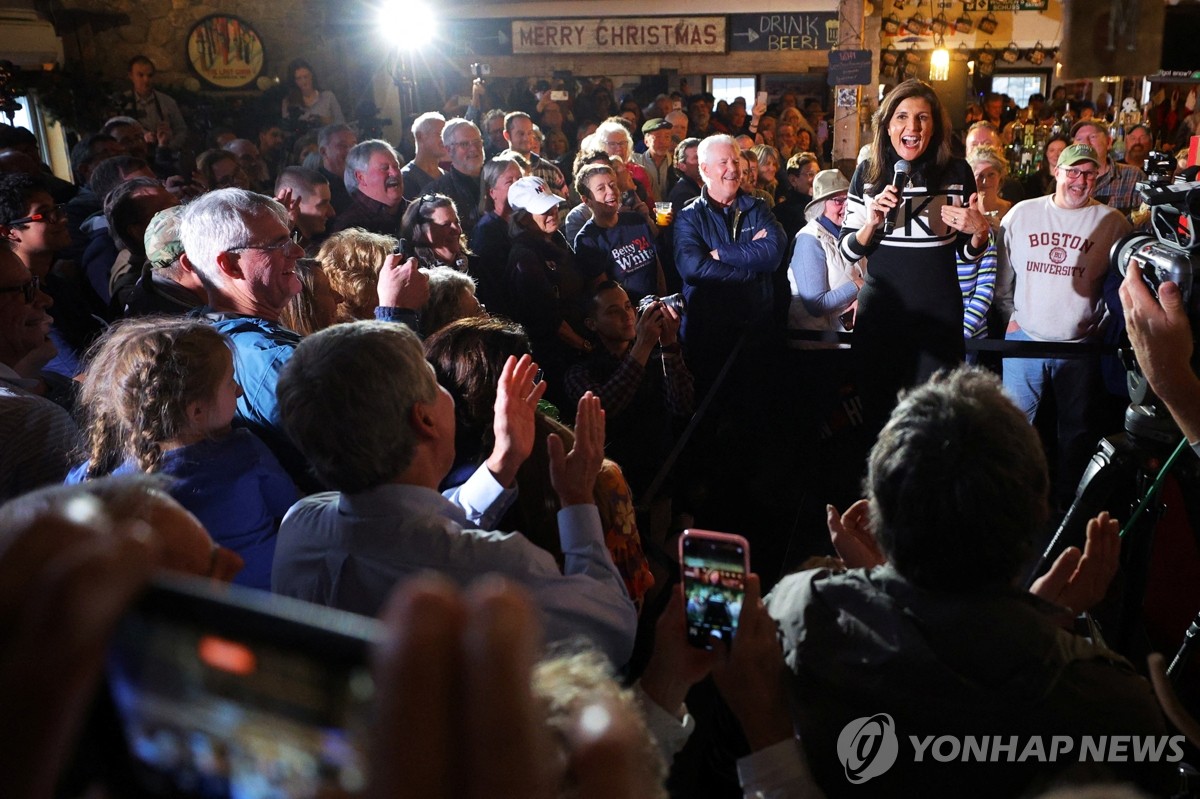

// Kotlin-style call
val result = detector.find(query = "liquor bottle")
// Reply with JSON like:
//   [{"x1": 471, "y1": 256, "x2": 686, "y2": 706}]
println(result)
[{"x1": 1110, "y1": 123, "x2": 1126, "y2": 161}]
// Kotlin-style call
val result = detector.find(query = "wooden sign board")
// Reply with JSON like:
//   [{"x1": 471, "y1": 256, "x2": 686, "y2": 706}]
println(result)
[{"x1": 511, "y1": 17, "x2": 726, "y2": 55}]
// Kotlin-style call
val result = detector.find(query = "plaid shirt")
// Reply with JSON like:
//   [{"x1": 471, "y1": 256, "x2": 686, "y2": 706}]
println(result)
[
  {"x1": 1092, "y1": 157, "x2": 1144, "y2": 216},
  {"x1": 564, "y1": 346, "x2": 694, "y2": 419}
]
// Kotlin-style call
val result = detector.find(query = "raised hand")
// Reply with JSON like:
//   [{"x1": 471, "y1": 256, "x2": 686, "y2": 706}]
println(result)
[
  {"x1": 486, "y1": 354, "x2": 547, "y2": 487},
  {"x1": 1120, "y1": 262, "x2": 1199, "y2": 420},
  {"x1": 548, "y1": 392, "x2": 605, "y2": 507},
  {"x1": 827, "y1": 499, "x2": 885, "y2": 569},
  {"x1": 274, "y1": 187, "x2": 302, "y2": 233},
  {"x1": 377, "y1": 253, "x2": 429, "y2": 311},
  {"x1": 1030, "y1": 511, "x2": 1120, "y2": 615},
  {"x1": 941, "y1": 192, "x2": 990, "y2": 245}
]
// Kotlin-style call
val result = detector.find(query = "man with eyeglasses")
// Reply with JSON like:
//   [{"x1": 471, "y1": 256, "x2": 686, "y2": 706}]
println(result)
[
  {"x1": 179, "y1": 188, "x2": 429, "y2": 491},
  {"x1": 996, "y1": 143, "x2": 1132, "y2": 506},
  {"x1": 428, "y1": 118, "x2": 486, "y2": 232},
  {"x1": 1071, "y1": 119, "x2": 1145, "y2": 217},
  {"x1": 0, "y1": 247, "x2": 78, "y2": 500}
]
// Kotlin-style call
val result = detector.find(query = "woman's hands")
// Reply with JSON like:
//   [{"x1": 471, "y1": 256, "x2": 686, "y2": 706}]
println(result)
[{"x1": 941, "y1": 192, "x2": 991, "y2": 248}]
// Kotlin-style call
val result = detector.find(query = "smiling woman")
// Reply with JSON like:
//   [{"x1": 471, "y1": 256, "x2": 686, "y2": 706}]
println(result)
[{"x1": 838, "y1": 79, "x2": 991, "y2": 431}]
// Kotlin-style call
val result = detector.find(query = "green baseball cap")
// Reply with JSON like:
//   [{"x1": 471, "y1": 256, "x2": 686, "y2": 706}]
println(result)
[{"x1": 1056, "y1": 143, "x2": 1100, "y2": 169}]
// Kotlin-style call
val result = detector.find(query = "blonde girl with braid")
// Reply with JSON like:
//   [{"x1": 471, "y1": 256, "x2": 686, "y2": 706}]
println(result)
[{"x1": 68, "y1": 317, "x2": 297, "y2": 590}]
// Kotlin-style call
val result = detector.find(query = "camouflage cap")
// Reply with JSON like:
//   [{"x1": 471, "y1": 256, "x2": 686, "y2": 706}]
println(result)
[{"x1": 143, "y1": 205, "x2": 185, "y2": 268}]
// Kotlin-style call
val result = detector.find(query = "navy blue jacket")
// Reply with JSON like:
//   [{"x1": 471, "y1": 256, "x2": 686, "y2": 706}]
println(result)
[{"x1": 673, "y1": 188, "x2": 786, "y2": 342}]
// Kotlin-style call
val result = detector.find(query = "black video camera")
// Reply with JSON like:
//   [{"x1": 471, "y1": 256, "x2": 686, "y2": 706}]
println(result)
[{"x1": 1113, "y1": 151, "x2": 1198, "y2": 304}]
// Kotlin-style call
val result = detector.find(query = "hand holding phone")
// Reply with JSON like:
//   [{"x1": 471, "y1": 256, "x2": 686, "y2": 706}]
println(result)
[{"x1": 679, "y1": 529, "x2": 750, "y2": 649}]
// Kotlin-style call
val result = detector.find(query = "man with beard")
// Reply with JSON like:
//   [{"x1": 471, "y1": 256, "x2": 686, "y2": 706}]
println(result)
[
  {"x1": 1071, "y1": 120, "x2": 1144, "y2": 216},
  {"x1": 427, "y1": 119, "x2": 486, "y2": 232},
  {"x1": 1122, "y1": 124, "x2": 1152, "y2": 170},
  {"x1": 996, "y1": 143, "x2": 1131, "y2": 505}
]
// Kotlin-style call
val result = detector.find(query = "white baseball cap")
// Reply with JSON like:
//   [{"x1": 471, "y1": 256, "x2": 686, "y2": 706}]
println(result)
[{"x1": 508, "y1": 176, "x2": 565, "y2": 215}]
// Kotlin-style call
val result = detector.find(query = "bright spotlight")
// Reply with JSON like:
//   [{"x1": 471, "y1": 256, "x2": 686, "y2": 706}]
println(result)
[{"x1": 377, "y1": 0, "x2": 436, "y2": 46}]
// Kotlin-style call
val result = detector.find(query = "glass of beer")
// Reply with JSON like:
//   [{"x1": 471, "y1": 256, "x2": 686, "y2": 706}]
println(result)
[{"x1": 655, "y1": 202, "x2": 672, "y2": 226}]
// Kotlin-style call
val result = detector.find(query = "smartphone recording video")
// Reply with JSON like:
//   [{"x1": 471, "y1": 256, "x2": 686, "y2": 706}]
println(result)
[
  {"x1": 679, "y1": 529, "x2": 749, "y2": 649},
  {"x1": 99, "y1": 576, "x2": 380, "y2": 798}
]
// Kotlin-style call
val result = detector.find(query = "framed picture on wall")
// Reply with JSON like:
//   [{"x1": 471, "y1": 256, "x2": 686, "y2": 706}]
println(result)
[{"x1": 186, "y1": 14, "x2": 265, "y2": 90}]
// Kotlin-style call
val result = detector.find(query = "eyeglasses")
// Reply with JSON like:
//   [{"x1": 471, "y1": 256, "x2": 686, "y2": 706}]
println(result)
[
  {"x1": 226, "y1": 238, "x2": 298, "y2": 255},
  {"x1": 448, "y1": 138, "x2": 483, "y2": 150},
  {"x1": 5, "y1": 206, "x2": 66, "y2": 227},
  {"x1": 1061, "y1": 167, "x2": 1097, "y2": 181},
  {"x1": 827, "y1": 196, "x2": 848, "y2": 205},
  {"x1": 0, "y1": 275, "x2": 40, "y2": 303}
]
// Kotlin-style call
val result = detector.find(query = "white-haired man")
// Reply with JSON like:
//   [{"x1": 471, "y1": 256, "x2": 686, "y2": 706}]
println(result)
[
  {"x1": 329, "y1": 139, "x2": 407, "y2": 237},
  {"x1": 179, "y1": 188, "x2": 426, "y2": 489},
  {"x1": 673, "y1": 134, "x2": 785, "y2": 389},
  {"x1": 427, "y1": 118, "x2": 486, "y2": 231}
]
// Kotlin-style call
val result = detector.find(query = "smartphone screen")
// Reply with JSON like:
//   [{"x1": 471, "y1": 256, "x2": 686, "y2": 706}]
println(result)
[
  {"x1": 679, "y1": 530, "x2": 749, "y2": 649},
  {"x1": 550, "y1": 90, "x2": 569, "y2": 102},
  {"x1": 756, "y1": 90, "x2": 768, "y2": 107},
  {"x1": 100, "y1": 577, "x2": 379, "y2": 798}
]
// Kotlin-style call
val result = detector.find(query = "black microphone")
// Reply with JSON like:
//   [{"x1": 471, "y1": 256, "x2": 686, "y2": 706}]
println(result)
[{"x1": 882, "y1": 159, "x2": 911, "y2": 235}]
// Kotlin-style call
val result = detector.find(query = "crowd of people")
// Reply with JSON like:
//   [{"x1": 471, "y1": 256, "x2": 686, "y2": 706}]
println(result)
[{"x1": 2, "y1": 54, "x2": 1200, "y2": 797}]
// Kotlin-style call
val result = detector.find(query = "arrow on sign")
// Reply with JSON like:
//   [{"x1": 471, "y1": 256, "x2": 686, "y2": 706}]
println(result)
[
  {"x1": 733, "y1": 29, "x2": 760, "y2": 43},
  {"x1": 478, "y1": 30, "x2": 509, "y2": 45}
]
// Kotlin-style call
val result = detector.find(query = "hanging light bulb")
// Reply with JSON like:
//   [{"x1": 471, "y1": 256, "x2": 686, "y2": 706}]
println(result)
[{"x1": 930, "y1": 46, "x2": 950, "y2": 81}]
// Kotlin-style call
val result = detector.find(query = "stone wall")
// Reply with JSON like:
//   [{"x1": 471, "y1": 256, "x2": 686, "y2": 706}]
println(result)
[{"x1": 57, "y1": 0, "x2": 371, "y2": 105}]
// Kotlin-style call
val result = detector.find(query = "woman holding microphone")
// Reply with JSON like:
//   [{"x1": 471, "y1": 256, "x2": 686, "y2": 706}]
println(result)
[{"x1": 838, "y1": 79, "x2": 991, "y2": 427}]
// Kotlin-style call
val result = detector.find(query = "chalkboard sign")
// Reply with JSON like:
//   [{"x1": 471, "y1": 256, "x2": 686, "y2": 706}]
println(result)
[
  {"x1": 728, "y1": 13, "x2": 839, "y2": 52},
  {"x1": 827, "y1": 49, "x2": 873, "y2": 86}
]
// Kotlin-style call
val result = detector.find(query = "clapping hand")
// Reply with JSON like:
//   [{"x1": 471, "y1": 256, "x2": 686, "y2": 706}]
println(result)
[
  {"x1": 1030, "y1": 511, "x2": 1120, "y2": 615},
  {"x1": 827, "y1": 499, "x2": 885, "y2": 569},
  {"x1": 486, "y1": 355, "x2": 547, "y2": 487},
  {"x1": 548, "y1": 392, "x2": 605, "y2": 507}
]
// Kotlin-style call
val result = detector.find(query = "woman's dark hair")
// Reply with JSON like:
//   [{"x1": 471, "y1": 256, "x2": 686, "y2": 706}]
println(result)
[
  {"x1": 1038, "y1": 134, "x2": 1073, "y2": 179},
  {"x1": 401, "y1": 192, "x2": 470, "y2": 266},
  {"x1": 285, "y1": 59, "x2": 321, "y2": 110},
  {"x1": 508, "y1": 206, "x2": 543, "y2": 239},
  {"x1": 422, "y1": 316, "x2": 574, "y2": 559},
  {"x1": 864, "y1": 79, "x2": 954, "y2": 192},
  {"x1": 424, "y1": 317, "x2": 532, "y2": 469}
]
